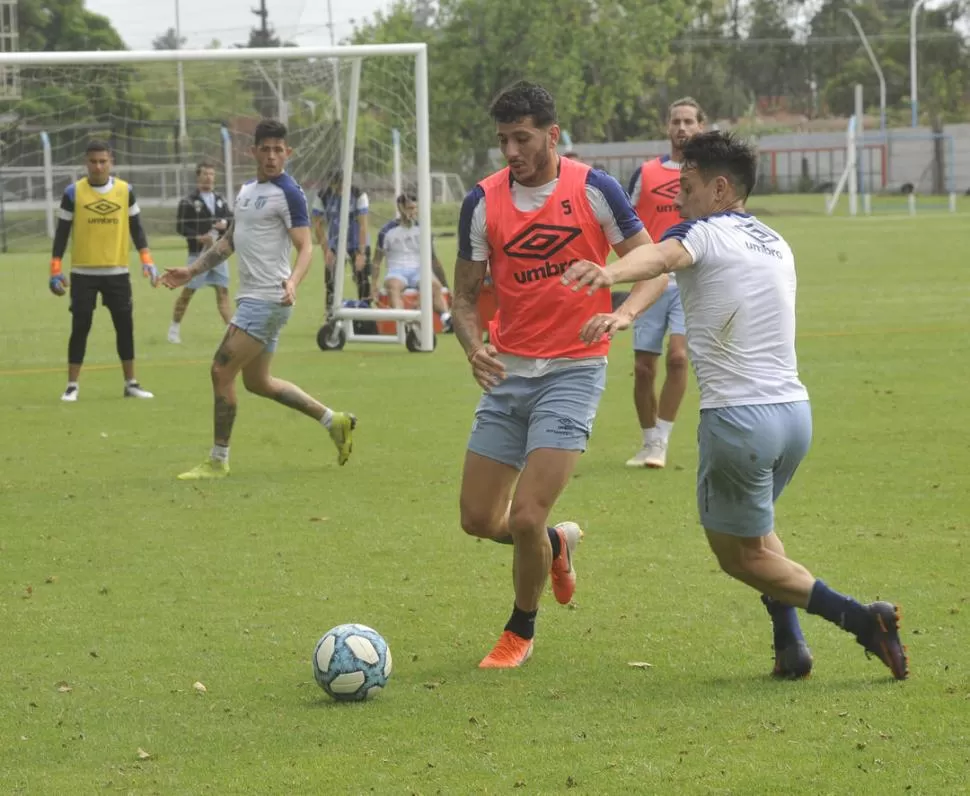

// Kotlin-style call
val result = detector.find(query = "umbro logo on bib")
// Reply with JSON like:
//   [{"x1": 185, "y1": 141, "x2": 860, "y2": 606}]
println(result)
[
  {"x1": 503, "y1": 223, "x2": 581, "y2": 261},
  {"x1": 85, "y1": 199, "x2": 121, "y2": 216},
  {"x1": 650, "y1": 179, "x2": 680, "y2": 201}
]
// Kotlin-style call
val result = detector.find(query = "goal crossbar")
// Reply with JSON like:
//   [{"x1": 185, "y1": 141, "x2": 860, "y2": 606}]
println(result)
[{"x1": 0, "y1": 44, "x2": 426, "y2": 66}]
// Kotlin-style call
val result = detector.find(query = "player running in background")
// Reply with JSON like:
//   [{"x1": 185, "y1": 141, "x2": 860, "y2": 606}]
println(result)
[
  {"x1": 562, "y1": 131, "x2": 908, "y2": 681},
  {"x1": 372, "y1": 193, "x2": 452, "y2": 331},
  {"x1": 451, "y1": 81, "x2": 668, "y2": 669},
  {"x1": 624, "y1": 97, "x2": 705, "y2": 469},
  {"x1": 160, "y1": 119, "x2": 357, "y2": 479},
  {"x1": 168, "y1": 160, "x2": 233, "y2": 344},
  {"x1": 49, "y1": 139, "x2": 157, "y2": 402}
]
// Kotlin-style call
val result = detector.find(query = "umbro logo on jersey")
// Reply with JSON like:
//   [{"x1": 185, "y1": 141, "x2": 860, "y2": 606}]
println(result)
[
  {"x1": 736, "y1": 220, "x2": 783, "y2": 259},
  {"x1": 735, "y1": 220, "x2": 779, "y2": 245},
  {"x1": 84, "y1": 199, "x2": 121, "y2": 216},
  {"x1": 503, "y1": 224, "x2": 581, "y2": 261},
  {"x1": 650, "y1": 179, "x2": 681, "y2": 201}
]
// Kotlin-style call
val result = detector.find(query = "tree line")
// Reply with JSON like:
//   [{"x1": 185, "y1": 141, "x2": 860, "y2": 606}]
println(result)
[
  {"x1": 5, "y1": 0, "x2": 968, "y2": 179},
  {"x1": 350, "y1": 0, "x2": 969, "y2": 173}
]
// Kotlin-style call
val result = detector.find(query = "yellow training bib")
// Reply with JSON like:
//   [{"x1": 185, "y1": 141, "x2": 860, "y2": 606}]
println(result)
[{"x1": 70, "y1": 177, "x2": 131, "y2": 269}]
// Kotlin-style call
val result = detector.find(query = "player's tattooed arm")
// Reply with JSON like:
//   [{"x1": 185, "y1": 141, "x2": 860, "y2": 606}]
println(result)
[
  {"x1": 451, "y1": 257, "x2": 487, "y2": 357},
  {"x1": 187, "y1": 221, "x2": 235, "y2": 277}
]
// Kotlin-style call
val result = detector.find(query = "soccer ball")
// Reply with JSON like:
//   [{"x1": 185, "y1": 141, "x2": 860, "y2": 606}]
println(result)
[{"x1": 312, "y1": 624, "x2": 392, "y2": 702}]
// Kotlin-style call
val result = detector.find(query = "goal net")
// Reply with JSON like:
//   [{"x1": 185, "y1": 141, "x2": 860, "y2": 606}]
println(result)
[{"x1": 0, "y1": 44, "x2": 437, "y2": 350}]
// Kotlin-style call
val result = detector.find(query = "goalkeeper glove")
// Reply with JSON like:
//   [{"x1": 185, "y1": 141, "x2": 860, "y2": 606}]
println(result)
[
  {"x1": 140, "y1": 249, "x2": 158, "y2": 287},
  {"x1": 49, "y1": 258, "x2": 68, "y2": 296}
]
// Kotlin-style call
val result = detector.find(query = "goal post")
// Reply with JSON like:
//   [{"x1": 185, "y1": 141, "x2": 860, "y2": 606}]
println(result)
[
  {"x1": 0, "y1": 44, "x2": 436, "y2": 353},
  {"x1": 824, "y1": 82, "x2": 958, "y2": 218},
  {"x1": 825, "y1": 84, "x2": 863, "y2": 217}
]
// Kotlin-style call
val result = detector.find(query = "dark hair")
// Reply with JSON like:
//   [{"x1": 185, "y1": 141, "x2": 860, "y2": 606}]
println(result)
[
  {"x1": 682, "y1": 131, "x2": 757, "y2": 199},
  {"x1": 669, "y1": 96, "x2": 706, "y2": 124},
  {"x1": 85, "y1": 139, "x2": 111, "y2": 155},
  {"x1": 254, "y1": 118, "x2": 287, "y2": 145},
  {"x1": 319, "y1": 169, "x2": 360, "y2": 202},
  {"x1": 396, "y1": 192, "x2": 417, "y2": 205},
  {"x1": 195, "y1": 160, "x2": 216, "y2": 175},
  {"x1": 489, "y1": 81, "x2": 557, "y2": 127}
]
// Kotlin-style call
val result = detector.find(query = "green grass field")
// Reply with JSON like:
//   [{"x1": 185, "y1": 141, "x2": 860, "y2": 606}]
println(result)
[{"x1": 2, "y1": 197, "x2": 969, "y2": 794}]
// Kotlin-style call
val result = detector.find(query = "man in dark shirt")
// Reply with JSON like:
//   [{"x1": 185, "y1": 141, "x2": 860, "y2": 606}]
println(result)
[{"x1": 167, "y1": 161, "x2": 233, "y2": 344}]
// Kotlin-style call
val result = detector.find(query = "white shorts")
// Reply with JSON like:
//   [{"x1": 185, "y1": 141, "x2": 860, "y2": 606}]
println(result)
[{"x1": 384, "y1": 268, "x2": 421, "y2": 290}]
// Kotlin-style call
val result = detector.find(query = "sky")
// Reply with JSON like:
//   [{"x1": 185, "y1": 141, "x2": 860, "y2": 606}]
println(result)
[{"x1": 85, "y1": 0, "x2": 394, "y2": 50}]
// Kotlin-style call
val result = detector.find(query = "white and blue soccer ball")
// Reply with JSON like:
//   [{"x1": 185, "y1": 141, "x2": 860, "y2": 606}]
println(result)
[{"x1": 312, "y1": 624, "x2": 392, "y2": 702}]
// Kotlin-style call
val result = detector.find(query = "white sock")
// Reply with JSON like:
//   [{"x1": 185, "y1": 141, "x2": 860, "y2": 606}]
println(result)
[
  {"x1": 320, "y1": 408, "x2": 334, "y2": 429},
  {"x1": 170, "y1": 321, "x2": 180, "y2": 331},
  {"x1": 126, "y1": 378, "x2": 139, "y2": 387},
  {"x1": 66, "y1": 381, "x2": 79, "y2": 390},
  {"x1": 440, "y1": 311, "x2": 451, "y2": 323},
  {"x1": 655, "y1": 418, "x2": 674, "y2": 443},
  {"x1": 211, "y1": 444, "x2": 229, "y2": 463},
  {"x1": 642, "y1": 427, "x2": 658, "y2": 446}
]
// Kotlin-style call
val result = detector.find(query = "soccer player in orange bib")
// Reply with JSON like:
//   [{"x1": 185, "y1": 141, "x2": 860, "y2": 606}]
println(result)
[
  {"x1": 450, "y1": 81, "x2": 668, "y2": 668},
  {"x1": 624, "y1": 97, "x2": 705, "y2": 469}
]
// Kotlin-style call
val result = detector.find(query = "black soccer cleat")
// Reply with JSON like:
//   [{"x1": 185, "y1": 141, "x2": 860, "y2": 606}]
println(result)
[
  {"x1": 772, "y1": 641, "x2": 814, "y2": 680},
  {"x1": 858, "y1": 601, "x2": 909, "y2": 681}
]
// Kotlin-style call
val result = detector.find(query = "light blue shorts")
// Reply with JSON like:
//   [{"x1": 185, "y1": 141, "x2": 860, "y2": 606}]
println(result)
[
  {"x1": 385, "y1": 268, "x2": 421, "y2": 290},
  {"x1": 697, "y1": 401, "x2": 813, "y2": 537},
  {"x1": 186, "y1": 253, "x2": 230, "y2": 291},
  {"x1": 230, "y1": 298, "x2": 292, "y2": 353},
  {"x1": 467, "y1": 363, "x2": 607, "y2": 471},
  {"x1": 633, "y1": 281, "x2": 685, "y2": 353}
]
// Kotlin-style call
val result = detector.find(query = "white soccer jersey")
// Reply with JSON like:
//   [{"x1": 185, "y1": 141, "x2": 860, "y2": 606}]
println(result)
[
  {"x1": 233, "y1": 173, "x2": 309, "y2": 303},
  {"x1": 377, "y1": 219, "x2": 422, "y2": 272},
  {"x1": 661, "y1": 211, "x2": 809, "y2": 409}
]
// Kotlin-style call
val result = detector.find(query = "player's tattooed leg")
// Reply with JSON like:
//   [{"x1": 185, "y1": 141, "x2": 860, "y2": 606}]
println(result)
[{"x1": 214, "y1": 394, "x2": 237, "y2": 445}]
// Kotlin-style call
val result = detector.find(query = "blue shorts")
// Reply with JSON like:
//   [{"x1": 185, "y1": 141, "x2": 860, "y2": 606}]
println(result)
[
  {"x1": 697, "y1": 401, "x2": 813, "y2": 537},
  {"x1": 230, "y1": 298, "x2": 292, "y2": 353},
  {"x1": 385, "y1": 268, "x2": 420, "y2": 290},
  {"x1": 467, "y1": 363, "x2": 607, "y2": 471},
  {"x1": 633, "y1": 281, "x2": 685, "y2": 353},
  {"x1": 186, "y1": 254, "x2": 230, "y2": 290}
]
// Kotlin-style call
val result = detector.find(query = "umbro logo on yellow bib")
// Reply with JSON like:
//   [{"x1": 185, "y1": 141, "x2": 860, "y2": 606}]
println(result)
[{"x1": 85, "y1": 199, "x2": 122, "y2": 216}]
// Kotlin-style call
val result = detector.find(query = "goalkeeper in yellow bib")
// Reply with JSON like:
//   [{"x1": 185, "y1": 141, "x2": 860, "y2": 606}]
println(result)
[{"x1": 49, "y1": 140, "x2": 158, "y2": 401}]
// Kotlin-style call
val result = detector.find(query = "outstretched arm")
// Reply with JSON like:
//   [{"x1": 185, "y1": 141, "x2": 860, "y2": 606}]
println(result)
[
  {"x1": 187, "y1": 222, "x2": 235, "y2": 276},
  {"x1": 562, "y1": 238, "x2": 693, "y2": 297},
  {"x1": 609, "y1": 229, "x2": 670, "y2": 318},
  {"x1": 608, "y1": 238, "x2": 693, "y2": 283},
  {"x1": 160, "y1": 222, "x2": 234, "y2": 290}
]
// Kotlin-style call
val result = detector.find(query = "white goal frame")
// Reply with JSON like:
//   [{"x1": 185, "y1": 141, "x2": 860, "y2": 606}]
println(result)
[
  {"x1": 825, "y1": 83, "x2": 957, "y2": 218},
  {"x1": 0, "y1": 44, "x2": 437, "y2": 353}
]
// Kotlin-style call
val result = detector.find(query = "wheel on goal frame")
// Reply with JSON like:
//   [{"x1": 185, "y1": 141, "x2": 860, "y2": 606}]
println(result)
[
  {"x1": 405, "y1": 326, "x2": 436, "y2": 353},
  {"x1": 317, "y1": 321, "x2": 347, "y2": 351}
]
